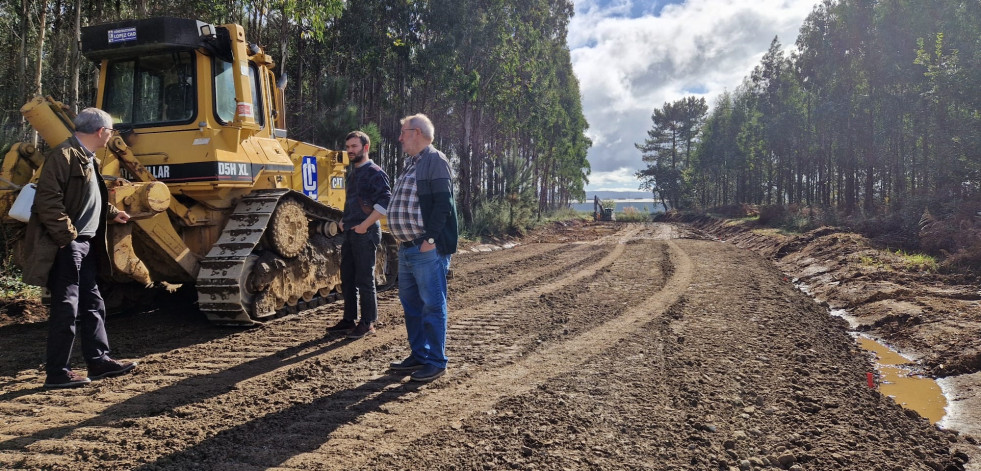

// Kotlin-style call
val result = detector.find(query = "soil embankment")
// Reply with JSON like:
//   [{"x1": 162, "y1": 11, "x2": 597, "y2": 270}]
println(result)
[{"x1": 668, "y1": 214, "x2": 981, "y2": 442}]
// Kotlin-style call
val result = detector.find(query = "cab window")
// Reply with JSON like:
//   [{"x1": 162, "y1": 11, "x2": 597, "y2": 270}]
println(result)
[
  {"x1": 103, "y1": 51, "x2": 195, "y2": 125},
  {"x1": 213, "y1": 59, "x2": 236, "y2": 123},
  {"x1": 213, "y1": 58, "x2": 264, "y2": 126}
]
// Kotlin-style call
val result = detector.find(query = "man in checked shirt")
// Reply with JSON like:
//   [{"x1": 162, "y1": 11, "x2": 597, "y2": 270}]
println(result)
[{"x1": 386, "y1": 113, "x2": 458, "y2": 382}]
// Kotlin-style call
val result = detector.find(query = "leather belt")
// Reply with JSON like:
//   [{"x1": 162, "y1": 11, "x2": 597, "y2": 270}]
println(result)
[{"x1": 400, "y1": 237, "x2": 426, "y2": 248}]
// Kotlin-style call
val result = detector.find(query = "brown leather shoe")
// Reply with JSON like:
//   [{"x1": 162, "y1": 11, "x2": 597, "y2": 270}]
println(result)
[
  {"x1": 43, "y1": 370, "x2": 91, "y2": 389},
  {"x1": 88, "y1": 358, "x2": 137, "y2": 380},
  {"x1": 347, "y1": 322, "x2": 375, "y2": 339}
]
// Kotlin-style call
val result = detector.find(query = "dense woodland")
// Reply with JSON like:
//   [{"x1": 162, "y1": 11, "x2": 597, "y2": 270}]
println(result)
[
  {"x1": 0, "y1": 0, "x2": 591, "y2": 233},
  {"x1": 637, "y1": 0, "x2": 980, "y2": 255}
]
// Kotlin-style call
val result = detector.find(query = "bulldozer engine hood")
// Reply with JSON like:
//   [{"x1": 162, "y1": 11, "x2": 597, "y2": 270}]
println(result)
[{"x1": 81, "y1": 17, "x2": 230, "y2": 62}]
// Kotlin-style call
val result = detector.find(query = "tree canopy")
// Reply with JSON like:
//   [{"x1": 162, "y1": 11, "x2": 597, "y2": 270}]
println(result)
[
  {"x1": 637, "y1": 0, "x2": 980, "y2": 230},
  {"x1": 0, "y1": 0, "x2": 591, "y2": 234}
]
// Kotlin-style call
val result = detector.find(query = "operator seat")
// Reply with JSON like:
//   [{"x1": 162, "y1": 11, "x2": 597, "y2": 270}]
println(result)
[{"x1": 164, "y1": 83, "x2": 192, "y2": 121}]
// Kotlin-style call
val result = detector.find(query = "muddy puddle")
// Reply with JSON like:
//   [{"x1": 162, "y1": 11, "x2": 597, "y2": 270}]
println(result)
[
  {"x1": 856, "y1": 335, "x2": 948, "y2": 423},
  {"x1": 800, "y1": 285, "x2": 948, "y2": 424}
]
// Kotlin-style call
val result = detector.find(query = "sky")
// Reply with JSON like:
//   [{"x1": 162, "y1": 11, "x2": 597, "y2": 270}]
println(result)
[{"x1": 568, "y1": 0, "x2": 818, "y2": 192}]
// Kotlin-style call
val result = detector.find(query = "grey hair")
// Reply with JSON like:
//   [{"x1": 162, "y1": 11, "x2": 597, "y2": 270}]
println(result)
[
  {"x1": 74, "y1": 108, "x2": 114, "y2": 134},
  {"x1": 401, "y1": 113, "x2": 434, "y2": 141}
]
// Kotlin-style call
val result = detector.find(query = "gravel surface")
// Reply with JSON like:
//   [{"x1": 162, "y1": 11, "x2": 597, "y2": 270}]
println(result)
[{"x1": 0, "y1": 221, "x2": 974, "y2": 470}]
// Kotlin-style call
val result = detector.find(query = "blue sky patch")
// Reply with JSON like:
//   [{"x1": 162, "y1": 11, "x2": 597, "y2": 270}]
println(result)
[{"x1": 585, "y1": 0, "x2": 686, "y2": 18}]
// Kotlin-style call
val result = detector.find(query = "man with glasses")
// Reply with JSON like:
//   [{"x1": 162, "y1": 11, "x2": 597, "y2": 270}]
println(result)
[
  {"x1": 387, "y1": 113, "x2": 458, "y2": 382},
  {"x1": 22, "y1": 107, "x2": 138, "y2": 389}
]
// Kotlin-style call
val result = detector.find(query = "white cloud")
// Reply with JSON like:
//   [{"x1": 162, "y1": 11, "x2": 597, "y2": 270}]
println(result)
[
  {"x1": 588, "y1": 167, "x2": 646, "y2": 192},
  {"x1": 570, "y1": 0, "x2": 816, "y2": 191}
]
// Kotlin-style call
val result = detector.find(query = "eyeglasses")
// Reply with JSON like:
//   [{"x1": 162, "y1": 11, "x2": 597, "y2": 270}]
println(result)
[
  {"x1": 399, "y1": 128, "x2": 418, "y2": 135},
  {"x1": 102, "y1": 127, "x2": 119, "y2": 136}
]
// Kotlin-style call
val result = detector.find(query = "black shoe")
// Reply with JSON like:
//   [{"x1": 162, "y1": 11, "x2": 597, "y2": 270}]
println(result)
[
  {"x1": 347, "y1": 322, "x2": 375, "y2": 339},
  {"x1": 44, "y1": 370, "x2": 92, "y2": 389},
  {"x1": 88, "y1": 358, "x2": 137, "y2": 380},
  {"x1": 389, "y1": 356, "x2": 426, "y2": 372},
  {"x1": 410, "y1": 364, "x2": 446, "y2": 382},
  {"x1": 326, "y1": 318, "x2": 357, "y2": 333}
]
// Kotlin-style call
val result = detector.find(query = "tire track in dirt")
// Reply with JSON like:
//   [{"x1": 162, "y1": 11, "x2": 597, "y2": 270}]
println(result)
[
  {"x1": 5, "y1": 223, "x2": 966, "y2": 470},
  {"x1": 451, "y1": 246, "x2": 612, "y2": 305},
  {"x1": 0, "y1": 225, "x2": 642, "y2": 470},
  {"x1": 449, "y1": 227, "x2": 635, "y2": 302},
  {"x1": 123, "y1": 225, "x2": 648, "y2": 470},
  {"x1": 275, "y1": 226, "x2": 693, "y2": 469},
  {"x1": 445, "y1": 225, "x2": 643, "y2": 368},
  {"x1": 0, "y1": 311, "x2": 348, "y2": 467},
  {"x1": 358, "y1": 236, "x2": 967, "y2": 471}
]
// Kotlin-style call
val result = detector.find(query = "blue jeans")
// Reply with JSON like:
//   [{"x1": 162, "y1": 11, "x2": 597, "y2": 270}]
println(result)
[
  {"x1": 398, "y1": 245, "x2": 451, "y2": 368},
  {"x1": 340, "y1": 224, "x2": 380, "y2": 325},
  {"x1": 46, "y1": 237, "x2": 111, "y2": 377}
]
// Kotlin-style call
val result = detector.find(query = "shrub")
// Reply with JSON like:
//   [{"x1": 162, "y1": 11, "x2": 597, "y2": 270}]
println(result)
[
  {"x1": 465, "y1": 195, "x2": 539, "y2": 238},
  {"x1": 757, "y1": 205, "x2": 787, "y2": 225},
  {"x1": 711, "y1": 204, "x2": 758, "y2": 218},
  {"x1": 617, "y1": 206, "x2": 649, "y2": 222},
  {"x1": 0, "y1": 224, "x2": 38, "y2": 302},
  {"x1": 894, "y1": 250, "x2": 938, "y2": 273},
  {"x1": 467, "y1": 198, "x2": 511, "y2": 238},
  {"x1": 0, "y1": 270, "x2": 40, "y2": 301}
]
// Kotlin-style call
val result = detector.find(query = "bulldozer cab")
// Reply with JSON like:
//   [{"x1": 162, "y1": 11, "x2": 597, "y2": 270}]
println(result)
[
  {"x1": 77, "y1": 17, "x2": 344, "y2": 210},
  {"x1": 82, "y1": 18, "x2": 272, "y2": 132}
]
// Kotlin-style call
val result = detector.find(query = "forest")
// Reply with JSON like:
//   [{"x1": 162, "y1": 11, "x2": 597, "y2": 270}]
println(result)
[
  {"x1": 0, "y1": 0, "x2": 591, "y2": 234},
  {"x1": 636, "y1": 0, "x2": 980, "y2": 260}
]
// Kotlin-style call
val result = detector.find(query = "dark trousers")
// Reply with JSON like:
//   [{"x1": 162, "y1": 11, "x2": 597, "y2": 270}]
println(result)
[
  {"x1": 45, "y1": 238, "x2": 110, "y2": 377},
  {"x1": 340, "y1": 225, "x2": 380, "y2": 325}
]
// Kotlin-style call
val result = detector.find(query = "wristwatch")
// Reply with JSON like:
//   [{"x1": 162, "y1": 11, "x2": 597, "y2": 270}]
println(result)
[{"x1": 426, "y1": 237, "x2": 435, "y2": 245}]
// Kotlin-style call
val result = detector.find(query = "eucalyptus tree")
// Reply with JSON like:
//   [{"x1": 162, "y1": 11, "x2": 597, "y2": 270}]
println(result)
[
  {"x1": 748, "y1": 38, "x2": 794, "y2": 204},
  {"x1": 411, "y1": 0, "x2": 517, "y2": 226},
  {"x1": 691, "y1": 92, "x2": 738, "y2": 207},
  {"x1": 913, "y1": 0, "x2": 981, "y2": 203},
  {"x1": 673, "y1": 0, "x2": 977, "y2": 223}
]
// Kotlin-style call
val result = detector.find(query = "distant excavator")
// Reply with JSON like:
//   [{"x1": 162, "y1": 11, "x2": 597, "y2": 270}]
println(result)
[{"x1": 593, "y1": 196, "x2": 615, "y2": 222}]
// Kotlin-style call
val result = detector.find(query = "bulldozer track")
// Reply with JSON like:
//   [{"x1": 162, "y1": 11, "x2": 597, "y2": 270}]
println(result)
[
  {"x1": 195, "y1": 189, "x2": 286, "y2": 324},
  {"x1": 195, "y1": 189, "x2": 347, "y2": 325},
  {"x1": 448, "y1": 226, "x2": 638, "y2": 303}
]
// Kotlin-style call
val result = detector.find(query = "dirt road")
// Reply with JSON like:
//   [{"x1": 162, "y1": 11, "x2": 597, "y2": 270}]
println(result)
[{"x1": 0, "y1": 222, "x2": 973, "y2": 470}]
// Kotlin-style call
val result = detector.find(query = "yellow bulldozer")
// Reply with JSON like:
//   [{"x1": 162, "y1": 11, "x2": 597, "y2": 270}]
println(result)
[{"x1": 0, "y1": 17, "x2": 398, "y2": 325}]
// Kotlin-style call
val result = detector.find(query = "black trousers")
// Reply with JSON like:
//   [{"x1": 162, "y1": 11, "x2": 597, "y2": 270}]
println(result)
[
  {"x1": 340, "y1": 224, "x2": 380, "y2": 325},
  {"x1": 45, "y1": 237, "x2": 110, "y2": 377}
]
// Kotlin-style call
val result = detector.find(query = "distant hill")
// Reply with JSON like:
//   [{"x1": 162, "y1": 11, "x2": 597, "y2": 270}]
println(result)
[{"x1": 581, "y1": 190, "x2": 654, "y2": 201}]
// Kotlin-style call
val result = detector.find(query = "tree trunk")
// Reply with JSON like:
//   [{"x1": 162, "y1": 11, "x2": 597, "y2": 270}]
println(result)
[
  {"x1": 18, "y1": 0, "x2": 30, "y2": 110},
  {"x1": 34, "y1": 4, "x2": 47, "y2": 97},
  {"x1": 458, "y1": 102, "x2": 474, "y2": 227},
  {"x1": 70, "y1": 0, "x2": 81, "y2": 112}
]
